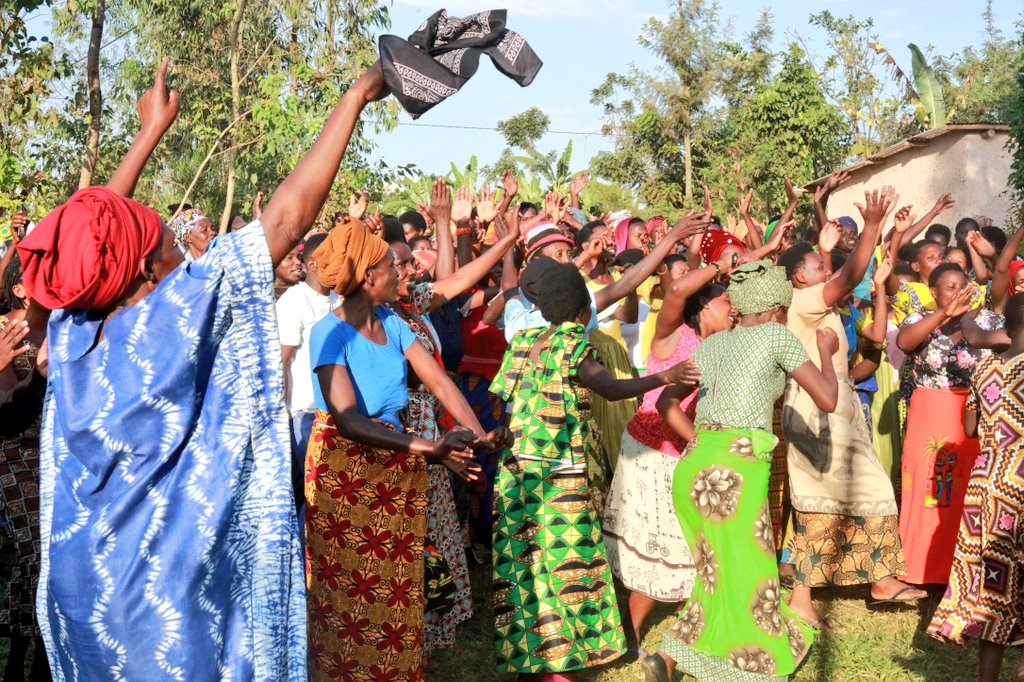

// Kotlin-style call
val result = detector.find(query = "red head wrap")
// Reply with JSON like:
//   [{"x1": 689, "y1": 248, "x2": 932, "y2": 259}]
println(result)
[
  {"x1": 1009, "y1": 259, "x2": 1024, "y2": 295},
  {"x1": 17, "y1": 187, "x2": 163, "y2": 311},
  {"x1": 700, "y1": 228, "x2": 746, "y2": 264}
]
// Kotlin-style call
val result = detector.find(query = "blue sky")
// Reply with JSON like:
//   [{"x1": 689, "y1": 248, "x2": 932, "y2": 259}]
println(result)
[
  {"x1": 376, "y1": 0, "x2": 1020, "y2": 175},
  {"x1": 22, "y1": 1, "x2": 1020, "y2": 177}
]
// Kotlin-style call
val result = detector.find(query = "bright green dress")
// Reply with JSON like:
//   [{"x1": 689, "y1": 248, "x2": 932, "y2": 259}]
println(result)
[
  {"x1": 663, "y1": 323, "x2": 814, "y2": 681},
  {"x1": 490, "y1": 322, "x2": 625, "y2": 674}
]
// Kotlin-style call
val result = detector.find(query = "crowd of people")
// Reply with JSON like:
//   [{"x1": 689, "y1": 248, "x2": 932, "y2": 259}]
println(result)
[{"x1": 1, "y1": 53, "x2": 1024, "y2": 682}]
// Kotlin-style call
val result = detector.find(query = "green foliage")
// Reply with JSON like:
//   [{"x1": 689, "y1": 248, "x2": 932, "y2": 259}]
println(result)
[
  {"x1": 804, "y1": 11, "x2": 915, "y2": 157},
  {"x1": 0, "y1": 0, "x2": 71, "y2": 216},
  {"x1": 908, "y1": 43, "x2": 947, "y2": 128},
  {"x1": 496, "y1": 107, "x2": 550, "y2": 150},
  {"x1": 1004, "y1": 43, "x2": 1024, "y2": 216},
  {"x1": 700, "y1": 44, "x2": 849, "y2": 221}
]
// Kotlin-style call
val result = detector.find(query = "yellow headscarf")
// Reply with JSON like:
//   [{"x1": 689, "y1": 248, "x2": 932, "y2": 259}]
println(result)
[{"x1": 313, "y1": 217, "x2": 389, "y2": 296}]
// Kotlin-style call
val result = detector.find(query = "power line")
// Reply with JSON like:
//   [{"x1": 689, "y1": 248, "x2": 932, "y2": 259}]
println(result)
[{"x1": 396, "y1": 121, "x2": 611, "y2": 137}]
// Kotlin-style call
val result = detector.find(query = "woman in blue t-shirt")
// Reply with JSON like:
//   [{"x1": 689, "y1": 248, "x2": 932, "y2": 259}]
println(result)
[{"x1": 303, "y1": 217, "x2": 509, "y2": 682}]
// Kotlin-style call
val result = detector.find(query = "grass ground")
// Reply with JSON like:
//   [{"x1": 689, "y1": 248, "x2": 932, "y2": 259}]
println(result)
[{"x1": 427, "y1": 563, "x2": 1022, "y2": 681}]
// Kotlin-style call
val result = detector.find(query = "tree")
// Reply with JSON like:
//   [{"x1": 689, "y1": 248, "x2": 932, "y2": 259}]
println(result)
[
  {"x1": 700, "y1": 44, "x2": 848, "y2": 219},
  {"x1": 801, "y1": 11, "x2": 915, "y2": 157},
  {"x1": 496, "y1": 106, "x2": 549, "y2": 150},
  {"x1": 590, "y1": 1, "x2": 774, "y2": 215},
  {"x1": 0, "y1": 0, "x2": 69, "y2": 216},
  {"x1": 40, "y1": 0, "x2": 395, "y2": 227}
]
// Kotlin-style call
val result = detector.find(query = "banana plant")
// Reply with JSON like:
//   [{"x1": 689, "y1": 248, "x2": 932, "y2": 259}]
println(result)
[{"x1": 908, "y1": 43, "x2": 947, "y2": 128}]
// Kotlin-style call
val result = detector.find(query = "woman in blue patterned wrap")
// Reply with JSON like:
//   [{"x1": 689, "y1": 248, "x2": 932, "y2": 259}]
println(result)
[{"x1": 15, "y1": 58, "x2": 389, "y2": 681}]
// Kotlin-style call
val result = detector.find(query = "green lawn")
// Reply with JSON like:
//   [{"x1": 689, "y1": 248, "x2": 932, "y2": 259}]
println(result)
[{"x1": 427, "y1": 564, "x2": 1021, "y2": 681}]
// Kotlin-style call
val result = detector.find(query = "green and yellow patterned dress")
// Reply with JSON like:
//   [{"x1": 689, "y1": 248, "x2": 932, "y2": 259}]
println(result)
[
  {"x1": 490, "y1": 322, "x2": 625, "y2": 674},
  {"x1": 663, "y1": 322, "x2": 815, "y2": 681}
]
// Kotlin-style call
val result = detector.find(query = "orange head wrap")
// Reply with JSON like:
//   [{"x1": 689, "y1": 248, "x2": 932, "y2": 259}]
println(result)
[
  {"x1": 313, "y1": 217, "x2": 390, "y2": 296},
  {"x1": 17, "y1": 187, "x2": 163, "y2": 310}
]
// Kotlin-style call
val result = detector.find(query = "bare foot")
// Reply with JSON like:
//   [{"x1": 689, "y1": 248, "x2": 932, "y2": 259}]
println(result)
[
  {"x1": 789, "y1": 604, "x2": 833, "y2": 631},
  {"x1": 869, "y1": 576, "x2": 928, "y2": 602}
]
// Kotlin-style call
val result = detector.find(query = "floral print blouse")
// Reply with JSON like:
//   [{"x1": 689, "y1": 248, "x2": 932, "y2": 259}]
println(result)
[{"x1": 901, "y1": 309, "x2": 1001, "y2": 389}]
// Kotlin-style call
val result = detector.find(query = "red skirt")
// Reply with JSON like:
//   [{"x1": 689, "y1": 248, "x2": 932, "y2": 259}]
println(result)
[{"x1": 899, "y1": 387, "x2": 979, "y2": 585}]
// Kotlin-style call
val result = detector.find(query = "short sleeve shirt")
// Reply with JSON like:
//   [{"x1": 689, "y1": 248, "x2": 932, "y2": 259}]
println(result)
[
  {"x1": 308, "y1": 306, "x2": 416, "y2": 428},
  {"x1": 693, "y1": 322, "x2": 810, "y2": 432},
  {"x1": 502, "y1": 288, "x2": 599, "y2": 342},
  {"x1": 787, "y1": 282, "x2": 849, "y2": 378}
]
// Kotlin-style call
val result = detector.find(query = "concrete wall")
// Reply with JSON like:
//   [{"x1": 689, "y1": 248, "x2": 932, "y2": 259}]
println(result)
[{"x1": 821, "y1": 129, "x2": 1013, "y2": 231}]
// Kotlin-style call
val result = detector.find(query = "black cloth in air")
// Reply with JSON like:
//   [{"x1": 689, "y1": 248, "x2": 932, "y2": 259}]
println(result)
[{"x1": 379, "y1": 9, "x2": 542, "y2": 118}]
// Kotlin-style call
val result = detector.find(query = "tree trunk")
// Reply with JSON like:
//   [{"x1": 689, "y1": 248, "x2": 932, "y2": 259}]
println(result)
[
  {"x1": 683, "y1": 129, "x2": 693, "y2": 201},
  {"x1": 78, "y1": 0, "x2": 106, "y2": 189},
  {"x1": 219, "y1": 0, "x2": 249, "y2": 233}
]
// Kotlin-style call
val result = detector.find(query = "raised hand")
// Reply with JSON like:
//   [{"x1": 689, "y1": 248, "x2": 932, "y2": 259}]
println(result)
[
  {"x1": 854, "y1": 186, "x2": 898, "y2": 229},
  {"x1": 8, "y1": 211, "x2": 27, "y2": 242},
  {"x1": 670, "y1": 211, "x2": 714, "y2": 243},
  {"x1": 872, "y1": 253, "x2": 894, "y2": 286},
  {"x1": 0, "y1": 319, "x2": 30, "y2": 373},
  {"x1": 543, "y1": 190, "x2": 567, "y2": 224},
  {"x1": 818, "y1": 219, "x2": 841, "y2": 254},
  {"x1": 739, "y1": 189, "x2": 753, "y2": 218},
  {"x1": 424, "y1": 177, "x2": 452, "y2": 229},
  {"x1": 137, "y1": 57, "x2": 180, "y2": 137},
  {"x1": 348, "y1": 191, "x2": 369, "y2": 221},
  {"x1": 476, "y1": 185, "x2": 498, "y2": 226},
  {"x1": 932, "y1": 192, "x2": 956, "y2": 215},
  {"x1": 967, "y1": 229, "x2": 997, "y2": 258},
  {"x1": 251, "y1": 191, "x2": 264, "y2": 219},
  {"x1": 570, "y1": 171, "x2": 590, "y2": 197},
  {"x1": 892, "y1": 205, "x2": 916, "y2": 235},
  {"x1": 825, "y1": 170, "x2": 850, "y2": 194},
  {"x1": 501, "y1": 170, "x2": 519, "y2": 204},
  {"x1": 452, "y1": 185, "x2": 474, "y2": 223},
  {"x1": 702, "y1": 184, "x2": 713, "y2": 217},
  {"x1": 364, "y1": 211, "x2": 383, "y2": 235},
  {"x1": 784, "y1": 176, "x2": 798, "y2": 206}
]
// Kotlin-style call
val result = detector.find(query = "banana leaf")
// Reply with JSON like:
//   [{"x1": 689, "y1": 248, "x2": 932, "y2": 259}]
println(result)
[{"x1": 909, "y1": 43, "x2": 947, "y2": 128}]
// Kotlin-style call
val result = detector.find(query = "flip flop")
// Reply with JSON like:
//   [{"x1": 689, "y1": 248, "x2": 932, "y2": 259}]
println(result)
[{"x1": 869, "y1": 586, "x2": 924, "y2": 606}]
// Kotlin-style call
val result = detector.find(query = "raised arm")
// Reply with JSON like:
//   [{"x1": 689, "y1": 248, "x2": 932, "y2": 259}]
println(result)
[
  {"x1": 965, "y1": 231, "x2": 992, "y2": 282},
  {"x1": 429, "y1": 215, "x2": 520, "y2": 311},
  {"x1": 897, "y1": 193, "x2": 956, "y2": 248},
  {"x1": 738, "y1": 190, "x2": 762, "y2": 249},
  {"x1": 595, "y1": 213, "x2": 712, "y2": 312},
  {"x1": 812, "y1": 170, "x2": 850, "y2": 240},
  {"x1": 431, "y1": 180, "x2": 457, "y2": 281},
  {"x1": 260, "y1": 62, "x2": 388, "y2": 266},
  {"x1": 823, "y1": 186, "x2": 896, "y2": 307},
  {"x1": 653, "y1": 259, "x2": 729, "y2": 344},
  {"x1": 861, "y1": 254, "x2": 893, "y2": 344},
  {"x1": 991, "y1": 220, "x2": 1024, "y2": 312},
  {"x1": 107, "y1": 59, "x2": 180, "y2": 199}
]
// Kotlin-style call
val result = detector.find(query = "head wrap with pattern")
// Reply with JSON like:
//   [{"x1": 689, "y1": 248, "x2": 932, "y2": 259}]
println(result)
[
  {"x1": 169, "y1": 208, "x2": 210, "y2": 248},
  {"x1": 727, "y1": 259, "x2": 793, "y2": 315}
]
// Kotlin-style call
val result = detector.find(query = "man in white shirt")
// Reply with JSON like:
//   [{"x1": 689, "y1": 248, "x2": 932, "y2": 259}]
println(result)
[{"x1": 276, "y1": 232, "x2": 339, "y2": 477}]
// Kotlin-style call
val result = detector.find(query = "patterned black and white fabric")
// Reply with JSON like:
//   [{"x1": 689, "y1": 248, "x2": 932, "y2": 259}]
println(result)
[{"x1": 380, "y1": 9, "x2": 542, "y2": 118}]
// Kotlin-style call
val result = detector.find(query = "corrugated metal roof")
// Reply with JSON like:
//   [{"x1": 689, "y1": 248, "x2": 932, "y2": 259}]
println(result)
[{"x1": 803, "y1": 124, "x2": 1010, "y2": 189}]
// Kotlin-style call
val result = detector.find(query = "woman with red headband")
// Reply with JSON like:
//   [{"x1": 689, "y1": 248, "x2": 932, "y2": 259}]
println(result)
[{"x1": 17, "y1": 57, "x2": 388, "y2": 679}]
